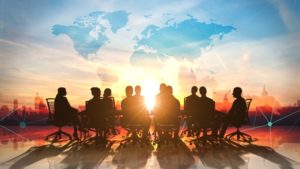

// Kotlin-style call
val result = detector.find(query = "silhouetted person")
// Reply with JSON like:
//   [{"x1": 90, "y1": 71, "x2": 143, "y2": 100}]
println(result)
[
  {"x1": 184, "y1": 86, "x2": 200, "y2": 136},
  {"x1": 103, "y1": 88, "x2": 115, "y2": 116},
  {"x1": 86, "y1": 87, "x2": 107, "y2": 139},
  {"x1": 103, "y1": 88, "x2": 116, "y2": 135},
  {"x1": 132, "y1": 85, "x2": 150, "y2": 140},
  {"x1": 121, "y1": 86, "x2": 134, "y2": 124},
  {"x1": 219, "y1": 87, "x2": 247, "y2": 138},
  {"x1": 198, "y1": 86, "x2": 216, "y2": 137},
  {"x1": 155, "y1": 86, "x2": 180, "y2": 139},
  {"x1": 132, "y1": 85, "x2": 147, "y2": 116},
  {"x1": 155, "y1": 83, "x2": 167, "y2": 110},
  {"x1": 54, "y1": 87, "x2": 80, "y2": 139}
]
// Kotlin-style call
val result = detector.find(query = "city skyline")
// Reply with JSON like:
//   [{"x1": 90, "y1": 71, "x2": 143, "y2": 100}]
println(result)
[{"x1": 1, "y1": 85, "x2": 299, "y2": 114}]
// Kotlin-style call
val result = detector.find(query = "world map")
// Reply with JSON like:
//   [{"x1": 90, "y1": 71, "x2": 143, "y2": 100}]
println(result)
[{"x1": 52, "y1": 10, "x2": 236, "y2": 62}]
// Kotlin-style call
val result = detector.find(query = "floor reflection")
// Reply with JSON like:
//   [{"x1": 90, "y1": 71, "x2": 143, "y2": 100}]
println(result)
[{"x1": 0, "y1": 126, "x2": 299, "y2": 169}]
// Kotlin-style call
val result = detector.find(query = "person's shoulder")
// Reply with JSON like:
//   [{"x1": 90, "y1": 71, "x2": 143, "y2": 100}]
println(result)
[
  {"x1": 173, "y1": 96, "x2": 180, "y2": 102},
  {"x1": 56, "y1": 96, "x2": 68, "y2": 102},
  {"x1": 185, "y1": 95, "x2": 191, "y2": 101},
  {"x1": 121, "y1": 97, "x2": 130, "y2": 103},
  {"x1": 208, "y1": 97, "x2": 214, "y2": 103},
  {"x1": 238, "y1": 97, "x2": 246, "y2": 102}
]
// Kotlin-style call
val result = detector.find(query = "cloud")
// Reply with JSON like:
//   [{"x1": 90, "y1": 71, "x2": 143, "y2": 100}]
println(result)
[
  {"x1": 97, "y1": 65, "x2": 118, "y2": 85},
  {"x1": 270, "y1": 0, "x2": 300, "y2": 32}
]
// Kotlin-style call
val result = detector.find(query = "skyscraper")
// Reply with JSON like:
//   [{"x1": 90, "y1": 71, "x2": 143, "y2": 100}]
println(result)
[{"x1": 13, "y1": 99, "x2": 18, "y2": 110}]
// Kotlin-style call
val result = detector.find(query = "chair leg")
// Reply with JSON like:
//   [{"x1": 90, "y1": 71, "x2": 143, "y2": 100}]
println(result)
[
  {"x1": 225, "y1": 129, "x2": 252, "y2": 141},
  {"x1": 60, "y1": 130, "x2": 72, "y2": 140},
  {"x1": 45, "y1": 131, "x2": 59, "y2": 140}
]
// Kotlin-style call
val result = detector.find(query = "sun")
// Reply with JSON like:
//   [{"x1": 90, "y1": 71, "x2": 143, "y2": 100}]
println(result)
[{"x1": 141, "y1": 79, "x2": 159, "y2": 111}]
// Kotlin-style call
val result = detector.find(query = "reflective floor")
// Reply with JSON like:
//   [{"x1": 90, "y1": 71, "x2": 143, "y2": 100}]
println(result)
[{"x1": 0, "y1": 126, "x2": 300, "y2": 169}]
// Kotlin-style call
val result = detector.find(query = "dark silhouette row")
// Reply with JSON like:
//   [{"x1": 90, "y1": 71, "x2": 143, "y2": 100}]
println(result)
[{"x1": 48, "y1": 83, "x2": 251, "y2": 144}]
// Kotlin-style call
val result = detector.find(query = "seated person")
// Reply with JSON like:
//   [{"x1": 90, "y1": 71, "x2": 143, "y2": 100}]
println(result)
[
  {"x1": 154, "y1": 86, "x2": 180, "y2": 138},
  {"x1": 219, "y1": 87, "x2": 247, "y2": 138},
  {"x1": 85, "y1": 87, "x2": 107, "y2": 138},
  {"x1": 132, "y1": 85, "x2": 150, "y2": 124},
  {"x1": 198, "y1": 86, "x2": 217, "y2": 137},
  {"x1": 155, "y1": 83, "x2": 167, "y2": 109},
  {"x1": 121, "y1": 85, "x2": 150, "y2": 141},
  {"x1": 121, "y1": 86, "x2": 135, "y2": 124},
  {"x1": 184, "y1": 86, "x2": 200, "y2": 132},
  {"x1": 54, "y1": 87, "x2": 80, "y2": 139},
  {"x1": 102, "y1": 88, "x2": 116, "y2": 134}
]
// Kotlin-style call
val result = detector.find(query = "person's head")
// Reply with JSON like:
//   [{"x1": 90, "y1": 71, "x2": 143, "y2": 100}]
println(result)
[
  {"x1": 57, "y1": 87, "x2": 67, "y2": 96},
  {"x1": 125, "y1": 86, "x2": 133, "y2": 97},
  {"x1": 91, "y1": 87, "x2": 101, "y2": 98},
  {"x1": 191, "y1": 86, "x2": 197, "y2": 95},
  {"x1": 159, "y1": 83, "x2": 167, "y2": 93},
  {"x1": 199, "y1": 86, "x2": 207, "y2": 96},
  {"x1": 135, "y1": 85, "x2": 141, "y2": 95},
  {"x1": 166, "y1": 85, "x2": 173, "y2": 95},
  {"x1": 103, "y1": 88, "x2": 112, "y2": 97},
  {"x1": 233, "y1": 87, "x2": 242, "y2": 98}
]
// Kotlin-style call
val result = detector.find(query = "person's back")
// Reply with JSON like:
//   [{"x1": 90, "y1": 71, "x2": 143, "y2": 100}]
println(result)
[
  {"x1": 86, "y1": 87, "x2": 106, "y2": 128},
  {"x1": 86, "y1": 98, "x2": 104, "y2": 120},
  {"x1": 199, "y1": 96, "x2": 215, "y2": 122},
  {"x1": 54, "y1": 87, "x2": 79, "y2": 138},
  {"x1": 156, "y1": 86, "x2": 180, "y2": 124},
  {"x1": 121, "y1": 86, "x2": 136, "y2": 124},
  {"x1": 228, "y1": 96, "x2": 247, "y2": 125},
  {"x1": 198, "y1": 86, "x2": 215, "y2": 126},
  {"x1": 103, "y1": 88, "x2": 115, "y2": 117},
  {"x1": 132, "y1": 85, "x2": 147, "y2": 123},
  {"x1": 220, "y1": 87, "x2": 247, "y2": 138},
  {"x1": 54, "y1": 88, "x2": 72, "y2": 123},
  {"x1": 155, "y1": 83, "x2": 167, "y2": 110},
  {"x1": 184, "y1": 86, "x2": 200, "y2": 118}
]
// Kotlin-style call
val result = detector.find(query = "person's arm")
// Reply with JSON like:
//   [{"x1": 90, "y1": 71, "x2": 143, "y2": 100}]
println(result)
[
  {"x1": 228, "y1": 100, "x2": 237, "y2": 116},
  {"x1": 63, "y1": 97, "x2": 73, "y2": 110},
  {"x1": 121, "y1": 100, "x2": 126, "y2": 115},
  {"x1": 176, "y1": 99, "x2": 181, "y2": 116}
]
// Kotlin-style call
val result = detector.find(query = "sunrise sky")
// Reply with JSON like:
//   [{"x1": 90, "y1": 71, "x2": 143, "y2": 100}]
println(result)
[{"x1": 0, "y1": 0, "x2": 300, "y2": 109}]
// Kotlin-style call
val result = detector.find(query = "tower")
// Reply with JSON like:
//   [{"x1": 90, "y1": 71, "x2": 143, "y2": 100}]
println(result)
[
  {"x1": 223, "y1": 94, "x2": 230, "y2": 111},
  {"x1": 13, "y1": 99, "x2": 18, "y2": 110},
  {"x1": 34, "y1": 92, "x2": 41, "y2": 113},
  {"x1": 261, "y1": 85, "x2": 268, "y2": 97}
]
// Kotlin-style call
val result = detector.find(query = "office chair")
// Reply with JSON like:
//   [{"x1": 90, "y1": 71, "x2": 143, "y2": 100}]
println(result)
[
  {"x1": 120, "y1": 113, "x2": 150, "y2": 147},
  {"x1": 153, "y1": 106, "x2": 180, "y2": 147},
  {"x1": 182, "y1": 97, "x2": 201, "y2": 137},
  {"x1": 82, "y1": 99, "x2": 110, "y2": 144},
  {"x1": 225, "y1": 98, "x2": 253, "y2": 142},
  {"x1": 45, "y1": 98, "x2": 72, "y2": 142}
]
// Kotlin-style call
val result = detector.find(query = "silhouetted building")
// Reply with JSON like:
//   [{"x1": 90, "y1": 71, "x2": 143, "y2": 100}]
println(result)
[
  {"x1": 222, "y1": 94, "x2": 231, "y2": 112},
  {"x1": 13, "y1": 99, "x2": 18, "y2": 110},
  {"x1": 0, "y1": 105, "x2": 9, "y2": 117},
  {"x1": 38, "y1": 99, "x2": 47, "y2": 114},
  {"x1": 248, "y1": 85, "x2": 281, "y2": 115},
  {"x1": 34, "y1": 93, "x2": 42, "y2": 113}
]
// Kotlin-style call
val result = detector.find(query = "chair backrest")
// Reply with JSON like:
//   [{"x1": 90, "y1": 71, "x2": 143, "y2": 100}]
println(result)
[
  {"x1": 110, "y1": 97, "x2": 115, "y2": 111},
  {"x1": 245, "y1": 98, "x2": 252, "y2": 122},
  {"x1": 105, "y1": 97, "x2": 116, "y2": 113},
  {"x1": 183, "y1": 97, "x2": 189, "y2": 114},
  {"x1": 46, "y1": 98, "x2": 55, "y2": 121}
]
